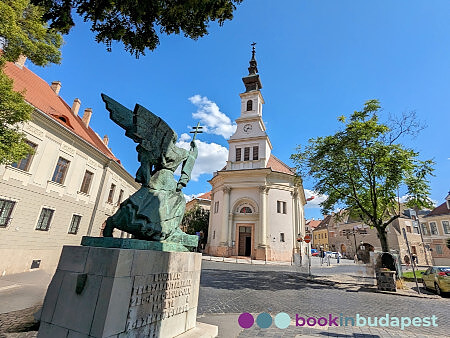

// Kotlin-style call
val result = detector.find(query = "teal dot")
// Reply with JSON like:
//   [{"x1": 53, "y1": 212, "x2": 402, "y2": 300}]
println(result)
[
  {"x1": 256, "y1": 312, "x2": 272, "y2": 329},
  {"x1": 274, "y1": 312, "x2": 291, "y2": 329}
]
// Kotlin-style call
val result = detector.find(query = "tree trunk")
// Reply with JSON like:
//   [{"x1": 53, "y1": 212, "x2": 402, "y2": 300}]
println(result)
[{"x1": 377, "y1": 226, "x2": 389, "y2": 252}]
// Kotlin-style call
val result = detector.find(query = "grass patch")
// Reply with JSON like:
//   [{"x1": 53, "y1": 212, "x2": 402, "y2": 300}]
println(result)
[{"x1": 402, "y1": 270, "x2": 426, "y2": 279}]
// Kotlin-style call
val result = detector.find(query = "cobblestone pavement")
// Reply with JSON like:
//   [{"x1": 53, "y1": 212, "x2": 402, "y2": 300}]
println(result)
[
  {"x1": 0, "y1": 306, "x2": 39, "y2": 338},
  {"x1": 198, "y1": 261, "x2": 450, "y2": 337}
]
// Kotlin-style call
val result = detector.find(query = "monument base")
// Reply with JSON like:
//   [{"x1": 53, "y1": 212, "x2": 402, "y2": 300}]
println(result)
[{"x1": 38, "y1": 245, "x2": 211, "y2": 337}]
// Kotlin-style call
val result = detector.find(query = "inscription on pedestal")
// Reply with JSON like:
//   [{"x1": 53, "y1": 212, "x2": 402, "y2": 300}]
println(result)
[{"x1": 126, "y1": 272, "x2": 193, "y2": 331}]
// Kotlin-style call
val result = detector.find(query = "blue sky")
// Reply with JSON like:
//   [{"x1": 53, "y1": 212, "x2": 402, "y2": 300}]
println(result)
[{"x1": 28, "y1": 0, "x2": 449, "y2": 219}]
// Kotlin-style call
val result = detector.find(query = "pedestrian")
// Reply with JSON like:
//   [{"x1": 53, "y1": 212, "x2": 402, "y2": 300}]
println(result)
[
  {"x1": 412, "y1": 254, "x2": 418, "y2": 267},
  {"x1": 337, "y1": 251, "x2": 341, "y2": 264},
  {"x1": 354, "y1": 253, "x2": 358, "y2": 263},
  {"x1": 320, "y1": 249, "x2": 324, "y2": 266},
  {"x1": 404, "y1": 255, "x2": 410, "y2": 270},
  {"x1": 327, "y1": 252, "x2": 331, "y2": 266}
]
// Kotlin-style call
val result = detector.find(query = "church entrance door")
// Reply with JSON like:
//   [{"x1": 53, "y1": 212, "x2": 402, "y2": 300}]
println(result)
[{"x1": 238, "y1": 225, "x2": 252, "y2": 256}]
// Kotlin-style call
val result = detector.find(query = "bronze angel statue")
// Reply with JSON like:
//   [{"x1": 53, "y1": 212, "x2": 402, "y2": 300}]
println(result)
[{"x1": 100, "y1": 94, "x2": 199, "y2": 250}]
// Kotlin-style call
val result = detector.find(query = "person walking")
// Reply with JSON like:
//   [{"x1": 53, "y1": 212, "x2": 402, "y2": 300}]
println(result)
[{"x1": 337, "y1": 251, "x2": 341, "y2": 264}]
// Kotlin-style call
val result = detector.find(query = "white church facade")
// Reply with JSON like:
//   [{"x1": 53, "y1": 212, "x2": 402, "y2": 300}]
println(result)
[{"x1": 206, "y1": 50, "x2": 307, "y2": 262}]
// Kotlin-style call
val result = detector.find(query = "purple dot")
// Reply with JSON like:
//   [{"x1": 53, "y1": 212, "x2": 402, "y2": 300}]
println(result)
[{"x1": 238, "y1": 312, "x2": 254, "y2": 329}]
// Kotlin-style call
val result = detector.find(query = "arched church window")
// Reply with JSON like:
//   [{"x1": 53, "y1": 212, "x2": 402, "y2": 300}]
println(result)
[
  {"x1": 240, "y1": 206, "x2": 252, "y2": 214},
  {"x1": 246, "y1": 100, "x2": 253, "y2": 111}
]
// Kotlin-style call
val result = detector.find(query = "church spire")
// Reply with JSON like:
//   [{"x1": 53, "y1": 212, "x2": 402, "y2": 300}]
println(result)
[{"x1": 242, "y1": 42, "x2": 262, "y2": 92}]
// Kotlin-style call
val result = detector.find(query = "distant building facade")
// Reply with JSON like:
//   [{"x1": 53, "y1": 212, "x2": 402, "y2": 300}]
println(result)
[
  {"x1": 421, "y1": 193, "x2": 450, "y2": 265},
  {"x1": 312, "y1": 216, "x2": 330, "y2": 250},
  {"x1": 185, "y1": 192, "x2": 212, "y2": 212},
  {"x1": 327, "y1": 208, "x2": 430, "y2": 264},
  {"x1": 0, "y1": 58, "x2": 139, "y2": 275},
  {"x1": 206, "y1": 51, "x2": 306, "y2": 262}
]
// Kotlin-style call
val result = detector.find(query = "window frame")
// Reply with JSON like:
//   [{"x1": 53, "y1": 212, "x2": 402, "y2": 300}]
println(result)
[
  {"x1": 253, "y1": 146, "x2": 259, "y2": 160},
  {"x1": 79, "y1": 170, "x2": 94, "y2": 194},
  {"x1": 68, "y1": 214, "x2": 82, "y2": 235},
  {"x1": 442, "y1": 220, "x2": 450, "y2": 234},
  {"x1": 36, "y1": 208, "x2": 54, "y2": 231},
  {"x1": 0, "y1": 199, "x2": 16, "y2": 228},
  {"x1": 107, "y1": 183, "x2": 116, "y2": 204},
  {"x1": 11, "y1": 140, "x2": 37, "y2": 172},
  {"x1": 51, "y1": 156, "x2": 70, "y2": 184},
  {"x1": 235, "y1": 148, "x2": 241, "y2": 162},
  {"x1": 429, "y1": 222, "x2": 439, "y2": 235},
  {"x1": 246, "y1": 100, "x2": 253, "y2": 111},
  {"x1": 244, "y1": 147, "x2": 250, "y2": 161}
]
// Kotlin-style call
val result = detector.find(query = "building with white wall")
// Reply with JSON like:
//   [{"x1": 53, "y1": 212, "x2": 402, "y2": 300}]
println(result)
[
  {"x1": 206, "y1": 50, "x2": 306, "y2": 262},
  {"x1": 0, "y1": 58, "x2": 139, "y2": 275}
]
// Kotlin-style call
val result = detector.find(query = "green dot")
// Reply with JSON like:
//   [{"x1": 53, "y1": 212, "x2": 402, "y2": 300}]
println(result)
[
  {"x1": 274, "y1": 312, "x2": 291, "y2": 329},
  {"x1": 256, "y1": 312, "x2": 272, "y2": 329}
]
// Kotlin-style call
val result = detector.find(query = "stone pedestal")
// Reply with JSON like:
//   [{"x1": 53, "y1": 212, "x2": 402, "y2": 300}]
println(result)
[
  {"x1": 376, "y1": 270, "x2": 397, "y2": 291},
  {"x1": 37, "y1": 243, "x2": 210, "y2": 337}
]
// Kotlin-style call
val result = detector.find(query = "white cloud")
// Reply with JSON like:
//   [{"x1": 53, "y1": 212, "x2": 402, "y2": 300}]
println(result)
[
  {"x1": 175, "y1": 133, "x2": 228, "y2": 181},
  {"x1": 304, "y1": 189, "x2": 328, "y2": 209},
  {"x1": 189, "y1": 95, "x2": 236, "y2": 139}
]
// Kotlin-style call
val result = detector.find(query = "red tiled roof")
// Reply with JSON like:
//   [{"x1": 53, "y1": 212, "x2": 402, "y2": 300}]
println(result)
[
  {"x1": 306, "y1": 220, "x2": 322, "y2": 229},
  {"x1": 425, "y1": 202, "x2": 450, "y2": 217},
  {"x1": 4, "y1": 62, "x2": 118, "y2": 162},
  {"x1": 266, "y1": 155, "x2": 295, "y2": 175},
  {"x1": 196, "y1": 191, "x2": 212, "y2": 200}
]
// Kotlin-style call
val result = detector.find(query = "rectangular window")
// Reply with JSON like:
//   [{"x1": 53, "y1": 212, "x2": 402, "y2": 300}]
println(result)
[
  {"x1": 253, "y1": 146, "x2": 259, "y2": 160},
  {"x1": 36, "y1": 208, "x2": 54, "y2": 231},
  {"x1": 0, "y1": 199, "x2": 16, "y2": 228},
  {"x1": 277, "y1": 201, "x2": 287, "y2": 214},
  {"x1": 80, "y1": 170, "x2": 93, "y2": 194},
  {"x1": 68, "y1": 215, "x2": 82, "y2": 234},
  {"x1": 11, "y1": 141, "x2": 37, "y2": 171},
  {"x1": 435, "y1": 245, "x2": 443, "y2": 255},
  {"x1": 430, "y1": 222, "x2": 439, "y2": 235},
  {"x1": 52, "y1": 157, "x2": 70, "y2": 184},
  {"x1": 280, "y1": 233, "x2": 285, "y2": 242},
  {"x1": 244, "y1": 147, "x2": 250, "y2": 161},
  {"x1": 235, "y1": 148, "x2": 241, "y2": 161},
  {"x1": 406, "y1": 226, "x2": 411, "y2": 233},
  {"x1": 214, "y1": 201, "x2": 219, "y2": 213},
  {"x1": 442, "y1": 220, "x2": 450, "y2": 234},
  {"x1": 117, "y1": 189, "x2": 124, "y2": 205},
  {"x1": 421, "y1": 223, "x2": 429, "y2": 235},
  {"x1": 107, "y1": 184, "x2": 116, "y2": 203},
  {"x1": 412, "y1": 221, "x2": 420, "y2": 234}
]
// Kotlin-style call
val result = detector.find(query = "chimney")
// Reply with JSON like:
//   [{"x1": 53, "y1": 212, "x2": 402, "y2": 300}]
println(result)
[
  {"x1": 71, "y1": 98, "x2": 81, "y2": 116},
  {"x1": 51, "y1": 81, "x2": 62, "y2": 95},
  {"x1": 82, "y1": 108, "x2": 92, "y2": 128},
  {"x1": 103, "y1": 135, "x2": 109, "y2": 146},
  {"x1": 15, "y1": 55, "x2": 27, "y2": 69}
]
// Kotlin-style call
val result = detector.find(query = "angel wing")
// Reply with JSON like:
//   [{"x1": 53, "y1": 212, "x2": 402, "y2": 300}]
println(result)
[{"x1": 101, "y1": 93, "x2": 176, "y2": 156}]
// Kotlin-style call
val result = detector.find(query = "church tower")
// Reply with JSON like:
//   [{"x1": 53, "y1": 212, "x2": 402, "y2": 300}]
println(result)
[
  {"x1": 226, "y1": 45, "x2": 272, "y2": 170},
  {"x1": 207, "y1": 46, "x2": 306, "y2": 263}
]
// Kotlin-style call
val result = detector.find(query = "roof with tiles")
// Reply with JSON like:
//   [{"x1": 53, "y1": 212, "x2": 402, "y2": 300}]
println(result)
[
  {"x1": 425, "y1": 202, "x2": 450, "y2": 217},
  {"x1": 4, "y1": 61, "x2": 119, "y2": 162},
  {"x1": 196, "y1": 191, "x2": 212, "y2": 200},
  {"x1": 266, "y1": 155, "x2": 295, "y2": 175},
  {"x1": 306, "y1": 219, "x2": 322, "y2": 229}
]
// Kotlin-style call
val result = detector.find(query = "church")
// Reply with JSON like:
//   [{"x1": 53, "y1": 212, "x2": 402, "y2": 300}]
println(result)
[{"x1": 206, "y1": 49, "x2": 307, "y2": 261}]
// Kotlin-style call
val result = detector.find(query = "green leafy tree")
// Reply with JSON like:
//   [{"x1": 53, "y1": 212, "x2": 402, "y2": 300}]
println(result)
[
  {"x1": 291, "y1": 100, "x2": 434, "y2": 252},
  {"x1": 181, "y1": 205, "x2": 210, "y2": 246},
  {"x1": 32, "y1": 0, "x2": 243, "y2": 57},
  {"x1": 0, "y1": 0, "x2": 63, "y2": 164}
]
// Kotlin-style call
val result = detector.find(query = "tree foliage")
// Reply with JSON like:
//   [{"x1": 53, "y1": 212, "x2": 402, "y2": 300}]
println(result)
[
  {"x1": 31, "y1": 0, "x2": 243, "y2": 57},
  {"x1": 181, "y1": 205, "x2": 210, "y2": 244},
  {"x1": 291, "y1": 100, "x2": 434, "y2": 252},
  {"x1": 0, "y1": 0, "x2": 63, "y2": 164}
]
